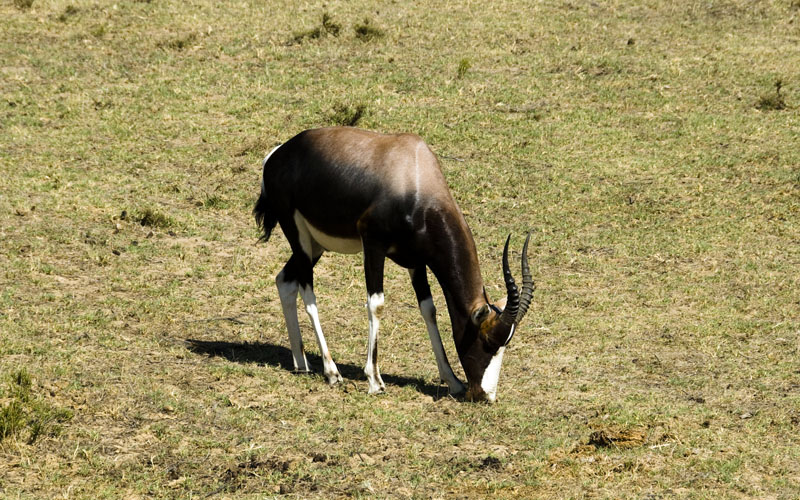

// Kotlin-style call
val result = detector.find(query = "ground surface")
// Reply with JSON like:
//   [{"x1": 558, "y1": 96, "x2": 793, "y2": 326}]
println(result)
[{"x1": 1, "y1": 0, "x2": 799, "y2": 498}]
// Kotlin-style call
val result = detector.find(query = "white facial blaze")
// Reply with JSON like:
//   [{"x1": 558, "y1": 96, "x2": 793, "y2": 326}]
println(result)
[{"x1": 480, "y1": 346, "x2": 506, "y2": 403}]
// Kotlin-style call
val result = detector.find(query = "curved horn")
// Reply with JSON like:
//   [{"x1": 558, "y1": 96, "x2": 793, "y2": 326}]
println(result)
[
  {"x1": 515, "y1": 232, "x2": 536, "y2": 325},
  {"x1": 498, "y1": 234, "x2": 519, "y2": 327}
]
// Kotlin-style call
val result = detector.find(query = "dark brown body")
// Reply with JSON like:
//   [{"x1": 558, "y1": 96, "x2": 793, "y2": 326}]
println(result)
[
  {"x1": 261, "y1": 128, "x2": 482, "y2": 284},
  {"x1": 255, "y1": 127, "x2": 531, "y2": 401}
]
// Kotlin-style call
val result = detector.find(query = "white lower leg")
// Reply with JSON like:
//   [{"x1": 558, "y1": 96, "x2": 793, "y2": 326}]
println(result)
[
  {"x1": 365, "y1": 292, "x2": 386, "y2": 394},
  {"x1": 299, "y1": 285, "x2": 342, "y2": 385},
  {"x1": 276, "y1": 272, "x2": 309, "y2": 372},
  {"x1": 419, "y1": 297, "x2": 465, "y2": 394}
]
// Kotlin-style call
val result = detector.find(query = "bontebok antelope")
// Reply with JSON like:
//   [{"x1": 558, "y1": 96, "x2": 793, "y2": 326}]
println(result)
[{"x1": 254, "y1": 127, "x2": 534, "y2": 402}]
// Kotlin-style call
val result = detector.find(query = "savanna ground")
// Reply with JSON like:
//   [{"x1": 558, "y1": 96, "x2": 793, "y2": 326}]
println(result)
[{"x1": 1, "y1": 0, "x2": 799, "y2": 497}]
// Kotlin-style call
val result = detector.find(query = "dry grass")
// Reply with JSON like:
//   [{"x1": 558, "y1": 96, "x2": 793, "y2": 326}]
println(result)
[{"x1": 1, "y1": 0, "x2": 799, "y2": 498}]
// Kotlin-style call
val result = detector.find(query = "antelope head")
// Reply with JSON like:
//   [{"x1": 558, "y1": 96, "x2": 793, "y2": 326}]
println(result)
[{"x1": 459, "y1": 233, "x2": 535, "y2": 403}]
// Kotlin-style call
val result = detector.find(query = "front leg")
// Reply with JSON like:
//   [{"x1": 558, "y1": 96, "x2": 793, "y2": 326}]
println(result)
[
  {"x1": 410, "y1": 268, "x2": 466, "y2": 395},
  {"x1": 363, "y1": 242, "x2": 386, "y2": 395}
]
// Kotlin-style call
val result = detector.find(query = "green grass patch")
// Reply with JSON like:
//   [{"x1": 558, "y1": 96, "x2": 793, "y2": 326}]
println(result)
[
  {"x1": 290, "y1": 12, "x2": 342, "y2": 44},
  {"x1": 353, "y1": 17, "x2": 384, "y2": 41},
  {"x1": 159, "y1": 32, "x2": 198, "y2": 51},
  {"x1": 57, "y1": 5, "x2": 79, "y2": 22},
  {"x1": 0, "y1": 369, "x2": 73, "y2": 444},
  {"x1": 456, "y1": 58, "x2": 472, "y2": 79},
  {"x1": 203, "y1": 194, "x2": 228, "y2": 209},
  {"x1": 756, "y1": 79, "x2": 788, "y2": 111},
  {"x1": 13, "y1": 0, "x2": 34, "y2": 10},
  {"x1": 132, "y1": 208, "x2": 176, "y2": 228},
  {"x1": 326, "y1": 102, "x2": 368, "y2": 126}
]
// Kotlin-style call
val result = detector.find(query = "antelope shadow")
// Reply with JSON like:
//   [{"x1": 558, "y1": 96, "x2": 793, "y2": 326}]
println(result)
[{"x1": 184, "y1": 338, "x2": 447, "y2": 398}]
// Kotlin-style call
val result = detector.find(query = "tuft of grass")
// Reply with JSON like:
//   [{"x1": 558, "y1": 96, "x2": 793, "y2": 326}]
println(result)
[
  {"x1": 290, "y1": 12, "x2": 341, "y2": 44},
  {"x1": 57, "y1": 5, "x2": 79, "y2": 22},
  {"x1": 0, "y1": 401, "x2": 26, "y2": 441},
  {"x1": 13, "y1": 0, "x2": 34, "y2": 10},
  {"x1": 456, "y1": 58, "x2": 472, "y2": 79},
  {"x1": 327, "y1": 103, "x2": 368, "y2": 126},
  {"x1": 354, "y1": 17, "x2": 384, "y2": 41},
  {"x1": 203, "y1": 194, "x2": 228, "y2": 209},
  {"x1": 134, "y1": 208, "x2": 175, "y2": 228},
  {"x1": 321, "y1": 12, "x2": 341, "y2": 37},
  {"x1": 756, "y1": 79, "x2": 787, "y2": 110},
  {"x1": 89, "y1": 24, "x2": 106, "y2": 38},
  {"x1": 290, "y1": 27, "x2": 324, "y2": 44},
  {"x1": 160, "y1": 32, "x2": 198, "y2": 51},
  {"x1": 0, "y1": 369, "x2": 73, "y2": 444},
  {"x1": 11, "y1": 369, "x2": 32, "y2": 395},
  {"x1": 234, "y1": 137, "x2": 278, "y2": 158}
]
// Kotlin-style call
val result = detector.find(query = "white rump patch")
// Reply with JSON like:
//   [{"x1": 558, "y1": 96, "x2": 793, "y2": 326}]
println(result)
[
  {"x1": 480, "y1": 346, "x2": 505, "y2": 403},
  {"x1": 262, "y1": 144, "x2": 282, "y2": 169},
  {"x1": 261, "y1": 144, "x2": 282, "y2": 195}
]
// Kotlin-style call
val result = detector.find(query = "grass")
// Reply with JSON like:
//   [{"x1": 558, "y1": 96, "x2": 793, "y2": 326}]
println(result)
[
  {"x1": 1, "y1": 0, "x2": 799, "y2": 498},
  {"x1": 456, "y1": 58, "x2": 471, "y2": 79},
  {"x1": 0, "y1": 369, "x2": 73, "y2": 444},
  {"x1": 353, "y1": 17, "x2": 385, "y2": 41},
  {"x1": 327, "y1": 102, "x2": 368, "y2": 126},
  {"x1": 756, "y1": 79, "x2": 788, "y2": 110},
  {"x1": 134, "y1": 207, "x2": 175, "y2": 228},
  {"x1": 13, "y1": 0, "x2": 34, "y2": 10},
  {"x1": 290, "y1": 12, "x2": 342, "y2": 45}
]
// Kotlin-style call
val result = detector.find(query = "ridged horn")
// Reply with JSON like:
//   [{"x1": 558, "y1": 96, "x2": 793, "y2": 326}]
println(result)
[
  {"x1": 498, "y1": 234, "x2": 519, "y2": 327},
  {"x1": 515, "y1": 232, "x2": 535, "y2": 325}
]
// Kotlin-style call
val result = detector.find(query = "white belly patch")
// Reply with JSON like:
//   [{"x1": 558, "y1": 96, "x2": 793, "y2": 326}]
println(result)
[{"x1": 293, "y1": 211, "x2": 363, "y2": 255}]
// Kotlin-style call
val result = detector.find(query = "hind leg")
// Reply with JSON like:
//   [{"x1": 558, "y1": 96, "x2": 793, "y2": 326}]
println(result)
[
  {"x1": 276, "y1": 252, "x2": 343, "y2": 384},
  {"x1": 299, "y1": 281, "x2": 343, "y2": 385},
  {"x1": 288, "y1": 214, "x2": 344, "y2": 385},
  {"x1": 276, "y1": 255, "x2": 310, "y2": 373}
]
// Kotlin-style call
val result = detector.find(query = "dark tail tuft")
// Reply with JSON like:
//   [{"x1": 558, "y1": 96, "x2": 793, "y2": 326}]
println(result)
[{"x1": 253, "y1": 191, "x2": 278, "y2": 243}]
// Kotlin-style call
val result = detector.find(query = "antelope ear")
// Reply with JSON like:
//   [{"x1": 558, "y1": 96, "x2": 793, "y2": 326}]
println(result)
[{"x1": 471, "y1": 304, "x2": 491, "y2": 326}]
